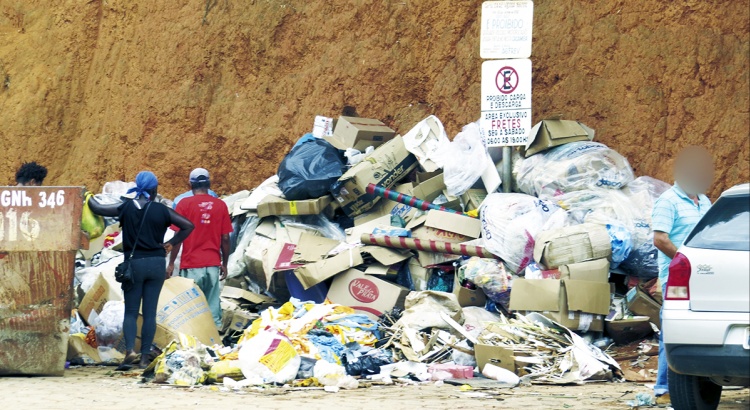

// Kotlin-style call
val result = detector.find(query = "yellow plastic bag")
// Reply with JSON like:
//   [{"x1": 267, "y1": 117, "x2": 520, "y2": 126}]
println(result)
[{"x1": 81, "y1": 193, "x2": 105, "y2": 239}]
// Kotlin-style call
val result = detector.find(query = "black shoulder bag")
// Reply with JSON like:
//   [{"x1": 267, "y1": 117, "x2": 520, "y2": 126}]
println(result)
[{"x1": 115, "y1": 201, "x2": 152, "y2": 289}]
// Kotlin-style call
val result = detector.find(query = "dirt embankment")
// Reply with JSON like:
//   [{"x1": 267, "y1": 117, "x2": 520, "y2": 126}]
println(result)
[{"x1": 0, "y1": 0, "x2": 747, "y2": 198}]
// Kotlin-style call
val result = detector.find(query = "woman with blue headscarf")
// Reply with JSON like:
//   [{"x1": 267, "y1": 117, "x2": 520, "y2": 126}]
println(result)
[{"x1": 89, "y1": 171, "x2": 194, "y2": 369}]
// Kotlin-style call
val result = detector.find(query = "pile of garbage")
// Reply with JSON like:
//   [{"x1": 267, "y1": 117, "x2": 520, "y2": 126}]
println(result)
[{"x1": 67, "y1": 113, "x2": 669, "y2": 388}]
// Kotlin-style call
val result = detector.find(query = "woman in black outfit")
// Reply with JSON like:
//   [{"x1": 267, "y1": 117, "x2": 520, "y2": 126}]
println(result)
[{"x1": 88, "y1": 171, "x2": 194, "y2": 369}]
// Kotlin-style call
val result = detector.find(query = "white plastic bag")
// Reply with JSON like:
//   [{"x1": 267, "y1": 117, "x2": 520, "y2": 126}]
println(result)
[
  {"x1": 514, "y1": 141, "x2": 634, "y2": 199},
  {"x1": 313, "y1": 360, "x2": 359, "y2": 389},
  {"x1": 439, "y1": 122, "x2": 490, "y2": 196},
  {"x1": 238, "y1": 330, "x2": 301, "y2": 385},
  {"x1": 480, "y1": 193, "x2": 567, "y2": 274},
  {"x1": 402, "y1": 115, "x2": 450, "y2": 172}
]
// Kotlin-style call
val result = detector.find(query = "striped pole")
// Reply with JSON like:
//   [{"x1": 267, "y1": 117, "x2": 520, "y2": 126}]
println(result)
[
  {"x1": 361, "y1": 234, "x2": 500, "y2": 260},
  {"x1": 366, "y1": 183, "x2": 470, "y2": 217}
]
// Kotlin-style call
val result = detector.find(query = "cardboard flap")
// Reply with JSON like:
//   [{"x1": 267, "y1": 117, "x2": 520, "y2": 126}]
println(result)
[
  {"x1": 509, "y1": 279, "x2": 561, "y2": 312},
  {"x1": 292, "y1": 232, "x2": 340, "y2": 263},
  {"x1": 542, "y1": 120, "x2": 591, "y2": 141},
  {"x1": 294, "y1": 248, "x2": 364, "y2": 289},
  {"x1": 474, "y1": 344, "x2": 516, "y2": 373},
  {"x1": 363, "y1": 245, "x2": 412, "y2": 266},
  {"x1": 559, "y1": 259, "x2": 610, "y2": 282},
  {"x1": 563, "y1": 279, "x2": 611, "y2": 315},
  {"x1": 364, "y1": 263, "x2": 391, "y2": 276},
  {"x1": 221, "y1": 286, "x2": 274, "y2": 304},
  {"x1": 346, "y1": 215, "x2": 393, "y2": 244}
]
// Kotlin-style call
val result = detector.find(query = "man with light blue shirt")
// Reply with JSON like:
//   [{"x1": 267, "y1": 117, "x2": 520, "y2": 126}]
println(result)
[
  {"x1": 651, "y1": 146, "x2": 714, "y2": 401},
  {"x1": 173, "y1": 168, "x2": 219, "y2": 208}
]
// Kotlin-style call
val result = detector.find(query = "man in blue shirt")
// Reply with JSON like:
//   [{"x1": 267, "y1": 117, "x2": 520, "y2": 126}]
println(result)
[
  {"x1": 651, "y1": 146, "x2": 714, "y2": 400},
  {"x1": 172, "y1": 168, "x2": 219, "y2": 208}
]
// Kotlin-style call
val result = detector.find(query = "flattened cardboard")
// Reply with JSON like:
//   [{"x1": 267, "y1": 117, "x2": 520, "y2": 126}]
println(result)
[
  {"x1": 332, "y1": 116, "x2": 397, "y2": 151},
  {"x1": 294, "y1": 248, "x2": 364, "y2": 289},
  {"x1": 292, "y1": 233, "x2": 340, "y2": 263},
  {"x1": 474, "y1": 343, "x2": 516, "y2": 373},
  {"x1": 524, "y1": 119, "x2": 595, "y2": 158},
  {"x1": 559, "y1": 259, "x2": 610, "y2": 283},
  {"x1": 461, "y1": 189, "x2": 488, "y2": 211},
  {"x1": 155, "y1": 277, "x2": 221, "y2": 347},
  {"x1": 346, "y1": 215, "x2": 393, "y2": 244},
  {"x1": 363, "y1": 245, "x2": 412, "y2": 266},
  {"x1": 563, "y1": 279, "x2": 611, "y2": 315},
  {"x1": 221, "y1": 286, "x2": 274, "y2": 305},
  {"x1": 534, "y1": 223, "x2": 611, "y2": 270},
  {"x1": 326, "y1": 269, "x2": 410, "y2": 321},
  {"x1": 509, "y1": 279, "x2": 561, "y2": 312},
  {"x1": 274, "y1": 243, "x2": 303, "y2": 271},
  {"x1": 364, "y1": 263, "x2": 392, "y2": 276},
  {"x1": 256, "y1": 195, "x2": 333, "y2": 218},
  {"x1": 330, "y1": 136, "x2": 418, "y2": 217}
]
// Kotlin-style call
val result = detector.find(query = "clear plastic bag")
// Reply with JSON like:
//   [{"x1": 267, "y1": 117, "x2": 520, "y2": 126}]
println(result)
[
  {"x1": 438, "y1": 122, "x2": 490, "y2": 196},
  {"x1": 459, "y1": 257, "x2": 512, "y2": 303},
  {"x1": 514, "y1": 141, "x2": 635, "y2": 199},
  {"x1": 480, "y1": 193, "x2": 567, "y2": 274},
  {"x1": 91, "y1": 301, "x2": 125, "y2": 348},
  {"x1": 279, "y1": 215, "x2": 346, "y2": 242}
]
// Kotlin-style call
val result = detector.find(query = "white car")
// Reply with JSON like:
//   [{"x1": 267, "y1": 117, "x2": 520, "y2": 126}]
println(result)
[{"x1": 663, "y1": 183, "x2": 750, "y2": 410}]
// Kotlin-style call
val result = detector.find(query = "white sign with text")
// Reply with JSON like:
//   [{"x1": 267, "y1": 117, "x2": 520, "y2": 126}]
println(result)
[
  {"x1": 480, "y1": 1, "x2": 534, "y2": 59},
  {"x1": 480, "y1": 59, "x2": 532, "y2": 147}
]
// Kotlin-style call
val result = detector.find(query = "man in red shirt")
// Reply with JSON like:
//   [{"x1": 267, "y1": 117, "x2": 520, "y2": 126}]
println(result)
[{"x1": 167, "y1": 168, "x2": 233, "y2": 330}]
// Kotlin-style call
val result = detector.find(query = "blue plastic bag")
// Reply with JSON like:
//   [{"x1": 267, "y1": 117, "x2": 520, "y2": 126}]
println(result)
[{"x1": 606, "y1": 223, "x2": 632, "y2": 268}]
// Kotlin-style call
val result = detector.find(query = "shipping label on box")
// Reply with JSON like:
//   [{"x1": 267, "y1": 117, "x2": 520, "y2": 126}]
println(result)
[
  {"x1": 330, "y1": 136, "x2": 418, "y2": 217},
  {"x1": 326, "y1": 269, "x2": 410, "y2": 321}
]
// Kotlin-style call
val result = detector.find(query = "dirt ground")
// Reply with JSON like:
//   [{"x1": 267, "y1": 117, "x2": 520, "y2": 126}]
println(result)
[{"x1": 1, "y1": 365, "x2": 748, "y2": 410}]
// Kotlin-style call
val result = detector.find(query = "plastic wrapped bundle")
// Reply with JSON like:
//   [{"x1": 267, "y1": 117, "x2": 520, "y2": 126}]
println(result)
[
  {"x1": 460, "y1": 257, "x2": 512, "y2": 303},
  {"x1": 514, "y1": 141, "x2": 635, "y2": 199},
  {"x1": 480, "y1": 193, "x2": 567, "y2": 274},
  {"x1": 619, "y1": 176, "x2": 672, "y2": 279}
]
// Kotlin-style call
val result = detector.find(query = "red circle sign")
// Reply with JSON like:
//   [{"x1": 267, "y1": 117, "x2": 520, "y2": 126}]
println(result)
[
  {"x1": 495, "y1": 66, "x2": 519, "y2": 94},
  {"x1": 348, "y1": 278, "x2": 379, "y2": 303}
]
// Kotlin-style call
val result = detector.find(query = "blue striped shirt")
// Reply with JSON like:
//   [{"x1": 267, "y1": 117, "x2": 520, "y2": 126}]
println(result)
[{"x1": 652, "y1": 183, "x2": 711, "y2": 285}]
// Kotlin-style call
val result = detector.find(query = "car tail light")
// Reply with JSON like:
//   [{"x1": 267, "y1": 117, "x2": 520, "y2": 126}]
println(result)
[{"x1": 666, "y1": 252, "x2": 691, "y2": 300}]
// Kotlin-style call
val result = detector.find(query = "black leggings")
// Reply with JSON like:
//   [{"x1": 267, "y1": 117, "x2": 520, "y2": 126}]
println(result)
[{"x1": 124, "y1": 256, "x2": 165, "y2": 355}]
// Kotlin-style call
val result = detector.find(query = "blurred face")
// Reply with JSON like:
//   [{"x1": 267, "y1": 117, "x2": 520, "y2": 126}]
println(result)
[{"x1": 674, "y1": 146, "x2": 714, "y2": 196}]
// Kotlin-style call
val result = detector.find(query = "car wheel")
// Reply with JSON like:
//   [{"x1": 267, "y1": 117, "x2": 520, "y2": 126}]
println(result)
[{"x1": 668, "y1": 368, "x2": 723, "y2": 410}]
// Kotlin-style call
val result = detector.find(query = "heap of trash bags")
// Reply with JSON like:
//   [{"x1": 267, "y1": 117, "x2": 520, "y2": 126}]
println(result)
[{"x1": 69, "y1": 113, "x2": 672, "y2": 388}]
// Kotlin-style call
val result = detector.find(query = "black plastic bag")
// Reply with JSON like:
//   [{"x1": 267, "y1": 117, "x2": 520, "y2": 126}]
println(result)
[
  {"x1": 278, "y1": 138, "x2": 345, "y2": 201},
  {"x1": 342, "y1": 344, "x2": 393, "y2": 376}
]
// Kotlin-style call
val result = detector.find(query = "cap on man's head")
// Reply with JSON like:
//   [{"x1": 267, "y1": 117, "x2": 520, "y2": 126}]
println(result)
[{"x1": 189, "y1": 168, "x2": 210, "y2": 183}]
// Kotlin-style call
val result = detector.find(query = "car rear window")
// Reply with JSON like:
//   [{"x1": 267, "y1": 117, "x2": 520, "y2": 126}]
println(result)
[{"x1": 685, "y1": 195, "x2": 750, "y2": 251}]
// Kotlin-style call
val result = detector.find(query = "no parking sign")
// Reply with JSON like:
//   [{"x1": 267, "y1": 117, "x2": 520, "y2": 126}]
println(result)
[{"x1": 480, "y1": 59, "x2": 532, "y2": 147}]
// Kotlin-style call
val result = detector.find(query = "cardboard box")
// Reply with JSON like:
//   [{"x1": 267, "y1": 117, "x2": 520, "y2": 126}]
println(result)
[
  {"x1": 294, "y1": 248, "x2": 365, "y2": 290},
  {"x1": 330, "y1": 116, "x2": 397, "y2": 151},
  {"x1": 509, "y1": 278, "x2": 609, "y2": 333},
  {"x1": 474, "y1": 343, "x2": 516, "y2": 373},
  {"x1": 524, "y1": 119, "x2": 595, "y2": 158},
  {"x1": 453, "y1": 273, "x2": 487, "y2": 307},
  {"x1": 78, "y1": 273, "x2": 123, "y2": 323},
  {"x1": 330, "y1": 136, "x2": 418, "y2": 217},
  {"x1": 228, "y1": 310, "x2": 259, "y2": 332},
  {"x1": 326, "y1": 269, "x2": 410, "y2": 321},
  {"x1": 312, "y1": 115, "x2": 335, "y2": 138},
  {"x1": 534, "y1": 223, "x2": 611, "y2": 270},
  {"x1": 408, "y1": 210, "x2": 482, "y2": 244},
  {"x1": 604, "y1": 316, "x2": 653, "y2": 345},
  {"x1": 411, "y1": 171, "x2": 462, "y2": 211},
  {"x1": 626, "y1": 286, "x2": 661, "y2": 328},
  {"x1": 559, "y1": 259, "x2": 610, "y2": 282},
  {"x1": 256, "y1": 195, "x2": 333, "y2": 218}
]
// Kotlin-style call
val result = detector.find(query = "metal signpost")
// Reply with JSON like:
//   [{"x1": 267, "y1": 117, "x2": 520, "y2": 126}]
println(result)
[{"x1": 480, "y1": 0, "x2": 534, "y2": 193}]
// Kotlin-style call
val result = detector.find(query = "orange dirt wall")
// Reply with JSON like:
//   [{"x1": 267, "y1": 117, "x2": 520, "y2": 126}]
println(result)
[{"x1": 0, "y1": 0, "x2": 747, "y2": 199}]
